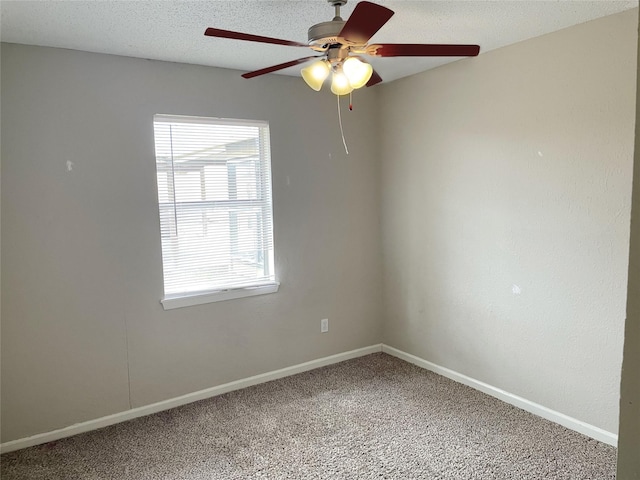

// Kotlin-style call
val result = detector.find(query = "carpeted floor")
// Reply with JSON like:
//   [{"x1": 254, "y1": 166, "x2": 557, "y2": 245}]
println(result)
[{"x1": 1, "y1": 353, "x2": 617, "y2": 479}]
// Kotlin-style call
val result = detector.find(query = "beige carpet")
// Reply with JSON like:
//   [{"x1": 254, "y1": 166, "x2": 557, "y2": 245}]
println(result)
[{"x1": 1, "y1": 353, "x2": 617, "y2": 479}]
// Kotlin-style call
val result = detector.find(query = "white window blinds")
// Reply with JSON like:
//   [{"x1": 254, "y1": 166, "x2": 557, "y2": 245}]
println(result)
[{"x1": 153, "y1": 115, "x2": 276, "y2": 298}]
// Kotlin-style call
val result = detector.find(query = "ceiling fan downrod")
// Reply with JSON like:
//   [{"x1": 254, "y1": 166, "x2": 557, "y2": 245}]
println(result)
[{"x1": 329, "y1": 0, "x2": 348, "y2": 21}]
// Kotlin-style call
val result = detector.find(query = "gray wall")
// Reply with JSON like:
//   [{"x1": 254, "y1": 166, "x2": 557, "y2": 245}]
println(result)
[
  {"x1": 617, "y1": 11, "x2": 640, "y2": 478},
  {"x1": 2, "y1": 9, "x2": 639, "y2": 448},
  {"x1": 0, "y1": 44, "x2": 383, "y2": 442},
  {"x1": 378, "y1": 9, "x2": 637, "y2": 435}
]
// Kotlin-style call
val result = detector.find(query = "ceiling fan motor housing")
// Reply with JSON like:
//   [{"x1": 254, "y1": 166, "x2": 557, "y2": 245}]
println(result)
[{"x1": 307, "y1": 20, "x2": 346, "y2": 49}]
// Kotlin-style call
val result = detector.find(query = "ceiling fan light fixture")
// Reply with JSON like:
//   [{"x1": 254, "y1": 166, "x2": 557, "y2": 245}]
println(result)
[
  {"x1": 301, "y1": 60, "x2": 331, "y2": 91},
  {"x1": 342, "y1": 57, "x2": 373, "y2": 89},
  {"x1": 330, "y1": 71, "x2": 354, "y2": 96}
]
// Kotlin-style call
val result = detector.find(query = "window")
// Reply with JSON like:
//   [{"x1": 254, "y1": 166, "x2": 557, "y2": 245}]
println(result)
[{"x1": 153, "y1": 115, "x2": 277, "y2": 309}]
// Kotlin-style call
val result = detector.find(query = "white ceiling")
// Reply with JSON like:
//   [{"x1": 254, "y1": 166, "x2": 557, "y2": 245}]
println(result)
[{"x1": 1, "y1": 0, "x2": 637, "y2": 84}]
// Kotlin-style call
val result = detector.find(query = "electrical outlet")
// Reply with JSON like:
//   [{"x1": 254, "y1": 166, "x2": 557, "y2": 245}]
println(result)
[{"x1": 321, "y1": 318, "x2": 329, "y2": 333}]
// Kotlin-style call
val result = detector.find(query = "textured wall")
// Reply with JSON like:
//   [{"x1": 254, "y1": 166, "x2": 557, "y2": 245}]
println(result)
[
  {"x1": 379, "y1": 9, "x2": 637, "y2": 434},
  {"x1": 0, "y1": 44, "x2": 383, "y2": 442},
  {"x1": 2, "y1": 10, "x2": 638, "y2": 447},
  {"x1": 617, "y1": 11, "x2": 640, "y2": 477}
]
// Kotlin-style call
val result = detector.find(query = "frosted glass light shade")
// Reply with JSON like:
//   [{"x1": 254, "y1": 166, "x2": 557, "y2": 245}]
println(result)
[
  {"x1": 301, "y1": 60, "x2": 330, "y2": 91},
  {"x1": 342, "y1": 57, "x2": 373, "y2": 89},
  {"x1": 330, "y1": 72, "x2": 354, "y2": 96}
]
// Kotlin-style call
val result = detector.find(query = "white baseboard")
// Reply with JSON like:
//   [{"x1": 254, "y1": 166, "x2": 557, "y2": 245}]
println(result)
[
  {"x1": 0, "y1": 344, "x2": 383, "y2": 454},
  {"x1": 2, "y1": 343, "x2": 617, "y2": 453},
  {"x1": 381, "y1": 344, "x2": 618, "y2": 447}
]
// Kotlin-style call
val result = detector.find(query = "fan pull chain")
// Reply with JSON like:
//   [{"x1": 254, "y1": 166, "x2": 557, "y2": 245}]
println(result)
[
  {"x1": 349, "y1": 91, "x2": 353, "y2": 111},
  {"x1": 337, "y1": 94, "x2": 349, "y2": 155}
]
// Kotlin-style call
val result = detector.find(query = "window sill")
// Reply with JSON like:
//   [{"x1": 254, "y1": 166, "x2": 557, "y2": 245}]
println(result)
[{"x1": 161, "y1": 282, "x2": 280, "y2": 310}]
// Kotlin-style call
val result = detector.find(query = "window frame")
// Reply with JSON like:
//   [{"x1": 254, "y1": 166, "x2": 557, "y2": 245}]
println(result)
[{"x1": 153, "y1": 114, "x2": 279, "y2": 310}]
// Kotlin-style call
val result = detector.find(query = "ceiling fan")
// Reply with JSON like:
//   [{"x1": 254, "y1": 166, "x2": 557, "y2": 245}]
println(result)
[{"x1": 204, "y1": 0, "x2": 480, "y2": 95}]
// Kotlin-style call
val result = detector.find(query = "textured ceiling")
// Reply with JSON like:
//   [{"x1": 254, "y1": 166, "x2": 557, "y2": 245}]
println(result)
[{"x1": 1, "y1": 1, "x2": 637, "y2": 84}]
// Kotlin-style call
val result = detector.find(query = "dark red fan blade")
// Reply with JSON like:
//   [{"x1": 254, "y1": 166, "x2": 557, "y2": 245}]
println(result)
[
  {"x1": 366, "y1": 70, "x2": 383, "y2": 87},
  {"x1": 373, "y1": 44, "x2": 480, "y2": 57},
  {"x1": 241, "y1": 56, "x2": 319, "y2": 79},
  {"x1": 204, "y1": 28, "x2": 308, "y2": 47},
  {"x1": 339, "y1": 1, "x2": 394, "y2": 45}
]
